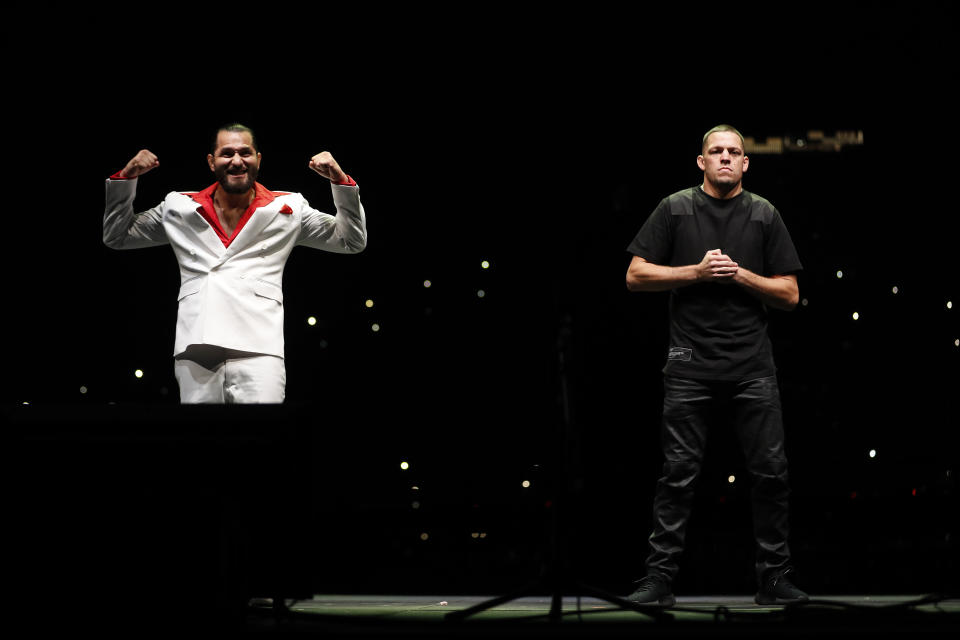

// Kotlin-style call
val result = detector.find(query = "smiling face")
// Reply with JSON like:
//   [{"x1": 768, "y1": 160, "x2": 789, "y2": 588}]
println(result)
[
  {"x1": 697, "y1": 130, "x2": 749, "y2": 198},
  {"x1": 208, "y1": 130, "x2": 261, "y2": 194}
]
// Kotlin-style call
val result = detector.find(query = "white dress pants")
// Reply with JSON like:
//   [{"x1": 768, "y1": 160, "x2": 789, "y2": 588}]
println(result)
[{"x1": 174, "y1": 345, "x2": 286, "y2": 404}]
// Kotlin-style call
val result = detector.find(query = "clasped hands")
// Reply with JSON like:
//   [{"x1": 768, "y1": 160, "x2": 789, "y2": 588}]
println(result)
[{"x1": 698, "y1": 249, "x2": 739, "y2": 283}]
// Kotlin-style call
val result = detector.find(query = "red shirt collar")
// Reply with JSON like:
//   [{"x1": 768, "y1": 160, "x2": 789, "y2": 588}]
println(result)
[{"x1": 187, "y1": 182, "x2": 277, "y2": 247}]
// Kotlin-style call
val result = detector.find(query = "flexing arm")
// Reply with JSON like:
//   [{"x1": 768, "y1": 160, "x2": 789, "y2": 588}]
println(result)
[
  {"x1": 103, "y1": 149, "x2": 168, "y2": 249},
  {"x1": 297, "y1": 151, "x2": 366, "y2": 253}
]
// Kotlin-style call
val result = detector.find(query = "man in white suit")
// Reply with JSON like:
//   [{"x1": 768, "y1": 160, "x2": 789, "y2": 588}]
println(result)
[{"x1": 103, "y1": 124, "x2": 367, "y2": 403}]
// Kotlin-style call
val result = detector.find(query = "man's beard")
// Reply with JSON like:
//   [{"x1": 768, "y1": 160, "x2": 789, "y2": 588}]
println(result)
[{"x1": 216, "y1": 165, "x2": 258, "y2": 194}]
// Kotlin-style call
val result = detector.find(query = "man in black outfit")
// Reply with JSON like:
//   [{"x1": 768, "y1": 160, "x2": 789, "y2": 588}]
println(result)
[{"x1": 624, "y1": 125, "x2": 808, "y2": 606}]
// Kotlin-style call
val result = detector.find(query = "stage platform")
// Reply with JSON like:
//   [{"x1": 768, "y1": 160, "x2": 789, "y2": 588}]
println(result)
[
  {"x1": 11, "y1": 405, "x2": 957, "y2": 635},
  {"x1": 240, "y1": 593, "x2": 960, "y2": 636}
]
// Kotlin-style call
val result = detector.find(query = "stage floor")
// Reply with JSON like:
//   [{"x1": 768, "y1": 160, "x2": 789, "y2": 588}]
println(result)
[{"x1": 243, "y1": 593, "x2": 960, "y2": 636}]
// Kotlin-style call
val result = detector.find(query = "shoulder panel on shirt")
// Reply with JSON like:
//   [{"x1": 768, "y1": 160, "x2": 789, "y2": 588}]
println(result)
[
  {"x1": 664, "y1": 187, "x2": 697, "y2": 216},
  {"x1": 746, "y1": 191, "x2": 778, "y2": 224}
]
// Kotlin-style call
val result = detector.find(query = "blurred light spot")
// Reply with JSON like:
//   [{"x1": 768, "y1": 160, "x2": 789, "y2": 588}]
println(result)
[
  {"x1": 134, "y1": 369, "x2": 144, "y2": 379},
  {"x1": 79, "y1": 386, "x2": 88, "y2": 395},
  {"x1": 911, "y1": 489, "x2": 917, "y2": 496},
  {"x1": 801, "y1": 298, "x2": 809, "y2": 307},
  {"x1": 411, "y1": 486, "x2": 419, "y2": 491},
  {"x1": 411, "y1": 501, "x2": 420, "y2": 509},
  {"x1": 420, "y1": 533, "x2": 429, "y2": 541},
  {"x1": 852, "y1": 312, "x2": 859, "y2": 321},
  {"x1": 365, "y1": 299, "x2": 374, "y2": 308},
  {"x1": 480, "y1": 532, "x2": 487, "y2": 539},
  {"x1": 850, "y1": 491, "x2": 857, "y2": 499},
  {"x1": 727, "y1": 475, "x2": 736, "y2": 484},
  {"x1": 892, "y1": 286, "x2": 899, "y2": 295},
  {"x1": 869, "y1": 449, "x2": 877, "y2": 458},
  {"x1": 423, "y1": 280, "x2": 432, "y2": 288},
  {"x1": 836, "y1": 270, "x2": 843, "y2": 279},
  {"x1": 955, "y1": 339, "x2": 959, "y2": 347},
  {"x1": 372, "y1": 323, "x2": 381, "y2": 332},
  {"x1": 307, "y1": 316, "x2": 317, "y2": 326},
  {"x1": 481, "y1": 260, "x2": 490, "y2": 269},
  {"x1": 400, "y1": 461, "x2": 409, "y2": 470},
  {"x1": 948, "y1": 301, "x2": 953, "y2": 310},
  {"x1": 477, "y1": 290, "x2": 486, "y2": 298},
  {"x1": 471, "y1": 532, "x2": 479, "y2": 539},
  {"x1": 522, "y1": 480, "x2": 531, "y2": 488}
]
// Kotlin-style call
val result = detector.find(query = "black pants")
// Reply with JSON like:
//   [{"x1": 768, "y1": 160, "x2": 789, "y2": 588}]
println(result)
[{"x1": 646, "y1": 375, "x2": 792, "y2": 585}]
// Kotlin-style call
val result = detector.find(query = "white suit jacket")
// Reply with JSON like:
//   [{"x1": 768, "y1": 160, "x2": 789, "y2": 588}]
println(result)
[{"x1": 103, "y1": 178, "x2": 366, "y2": 358}]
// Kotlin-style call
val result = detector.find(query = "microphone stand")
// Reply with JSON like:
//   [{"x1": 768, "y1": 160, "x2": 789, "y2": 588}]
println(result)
[{"x1": 446, "y1": 313, "x2": 670, "y2": 623}]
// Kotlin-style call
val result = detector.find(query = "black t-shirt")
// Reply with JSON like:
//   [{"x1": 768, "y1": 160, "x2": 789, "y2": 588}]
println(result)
[{"x1": 627, "y1": 186, "x2": 803, "y2": 382}]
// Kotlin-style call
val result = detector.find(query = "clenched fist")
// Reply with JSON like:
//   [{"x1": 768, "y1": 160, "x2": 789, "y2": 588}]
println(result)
[
  {"x1": 120, "y1": 149, "x2": 159, "y2": 178},
  {"x1": 308, "y1": 151, "x2": 348, "y2": 183}
]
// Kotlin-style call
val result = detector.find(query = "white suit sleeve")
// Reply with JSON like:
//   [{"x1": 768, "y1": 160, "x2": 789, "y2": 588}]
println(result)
[
  {"x1": 103, "y1": 178, "x2": 169, "y2": 249},
  {"x1": 296, "y1": 183, "x2": 367, "y2": 254}
]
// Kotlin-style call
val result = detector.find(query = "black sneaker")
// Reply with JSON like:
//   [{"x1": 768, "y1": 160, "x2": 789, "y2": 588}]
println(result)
[
  {"x1": 755, "y1": 568, "x2": 809, "y2": 605},
  {"x1": 626, "y1": 575, "x2": 676, "y2": 607}
]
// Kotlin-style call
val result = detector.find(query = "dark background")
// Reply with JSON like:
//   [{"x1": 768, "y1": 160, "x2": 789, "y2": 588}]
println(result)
[{"x1": 7, "y1": 4, "x2": 957, "y2": 609}]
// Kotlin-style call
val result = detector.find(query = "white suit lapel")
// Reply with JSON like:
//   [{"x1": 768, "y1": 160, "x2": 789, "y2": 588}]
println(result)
[
  {"x1": 219, "y1": 203, "x2": 281, "y2": 260},
  {"x1": 188, "y1": 205, "x2": 230, "y2": 258}
]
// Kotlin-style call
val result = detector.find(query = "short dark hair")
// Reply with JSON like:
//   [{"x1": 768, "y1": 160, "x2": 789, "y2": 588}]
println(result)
[
  {"x1": 212, "y1": 123, "x2": 259, "y2": 153},
  {"x1": 702, "y1": 124, "x2": 744, "y2": 152}
]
